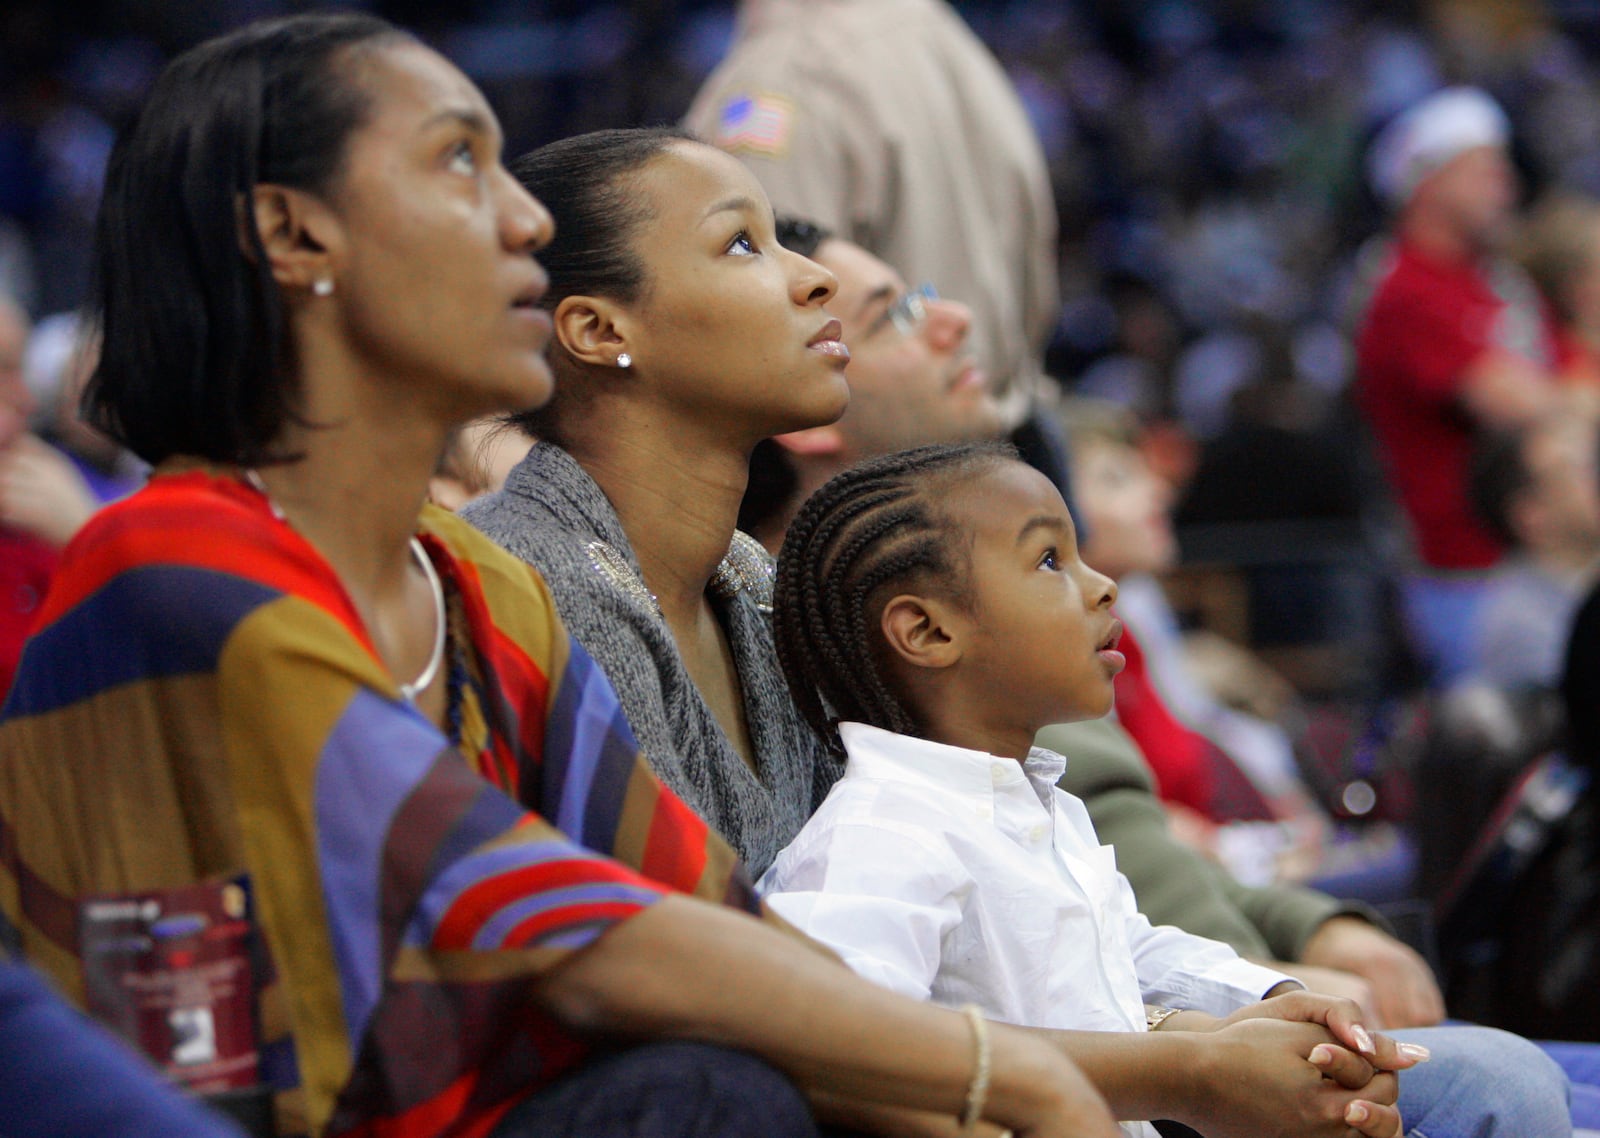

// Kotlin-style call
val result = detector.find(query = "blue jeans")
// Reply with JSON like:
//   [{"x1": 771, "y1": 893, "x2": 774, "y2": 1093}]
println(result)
[
  {"x1": 488, "y1": 1041, "x2": 819, "y2": 1138},
  {"x1": 1540, "y1": 1040, "x2": 1600, "y2": 1129},
  {"x1": 1390, "y1": 1025, "x2": 1570, "y2": 1137}
]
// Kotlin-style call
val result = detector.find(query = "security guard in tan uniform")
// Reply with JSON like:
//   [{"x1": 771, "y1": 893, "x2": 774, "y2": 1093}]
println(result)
[{"x1": 685, "y1": 0, "x2": 1073, "y2": 489}]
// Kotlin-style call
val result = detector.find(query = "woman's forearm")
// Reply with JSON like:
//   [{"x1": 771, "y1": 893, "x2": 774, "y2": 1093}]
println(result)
[
  {"x1": 1027, "y1": 1026, "x2": 1204, "y2": 1122},
  {"x1": 532, "y1": 895, "x2": 1118, "y2": 1137}
]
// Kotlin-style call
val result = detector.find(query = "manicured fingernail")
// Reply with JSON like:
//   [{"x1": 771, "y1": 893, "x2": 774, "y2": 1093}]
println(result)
[
  {"x1": 1346, "y1": 1102, "x2": 1369, "y2": 1124},
  {"x1": 1351, "y1": 1025, "x2": 1374, "y2": 1053},
  {"x1": 1310, "y1": 1044, "x2": 1335, "y2": 1065},
  {"x1": 1399, "y1": 1042, "x2": 1432, "y2": 1062}
]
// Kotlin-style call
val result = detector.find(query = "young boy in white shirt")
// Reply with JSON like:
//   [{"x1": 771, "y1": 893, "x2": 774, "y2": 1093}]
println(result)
[{"x1": 763, "y1": 442, "x2": 1532, "y2": 1138}]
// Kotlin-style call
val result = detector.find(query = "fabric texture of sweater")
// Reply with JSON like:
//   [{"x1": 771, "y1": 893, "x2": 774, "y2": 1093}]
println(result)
[{"x1": 462, "y1": 442, "x2": 840, "y2": 877}]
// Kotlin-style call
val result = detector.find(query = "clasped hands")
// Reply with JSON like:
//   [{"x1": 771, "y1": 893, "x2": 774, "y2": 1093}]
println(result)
[{"x1": 1163, "y1": 988, "x2": 1429, "y2": 1138}]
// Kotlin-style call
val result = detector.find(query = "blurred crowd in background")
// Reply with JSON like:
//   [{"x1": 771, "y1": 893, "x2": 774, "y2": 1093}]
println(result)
[
  {"x1": 2, "y1": 0, "x2": 1598, "y2": 336},
  {"x1": 7, "y1": 0, "x2": 1600, "y2": 561}
]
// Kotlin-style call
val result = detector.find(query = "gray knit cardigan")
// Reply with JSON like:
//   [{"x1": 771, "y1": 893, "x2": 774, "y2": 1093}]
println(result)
[{"x1": 461, "y1": 442, "x2": 840, "y2": 877}]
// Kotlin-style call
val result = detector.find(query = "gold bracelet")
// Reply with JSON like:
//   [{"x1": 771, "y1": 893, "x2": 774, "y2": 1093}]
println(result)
[
  {"x1": 1145, "y1": 1004, "x2": 1182, "y2": 1032},
  {"x1": 960, "y1": 1003, "x2": 991, "y2": 1132}
]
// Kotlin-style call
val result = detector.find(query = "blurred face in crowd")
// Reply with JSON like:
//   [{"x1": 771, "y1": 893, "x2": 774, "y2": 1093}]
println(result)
[
  {"x1": 810, "y1": 237, "x2": 1002, "y2": 460},
  {"x1": 1516, "y1": 417, "x2": 1600, "y2": 560},
  {"x1": 1560, "y1": 214, "x2": 1600, "y2": 336},
  {"x1": 0, "y1": 299, "x2": 33, "y2": 451},
  {"x1": 1073, "y1": 435, "x2": 1178, "y2": 580},
  {"x1": 1414, "y1": 144, "x2": 1518, "y2": 252},
  {"x1": 428, "y1": 416, "x2": 533, "y2": 510}
]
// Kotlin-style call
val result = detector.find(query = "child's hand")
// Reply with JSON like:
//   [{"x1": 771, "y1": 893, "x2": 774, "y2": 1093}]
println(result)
[
  {"x1": 1341, "y1": 1097, "x2": 1405, "y2": 1138},
  {"x1": 1217, "y1": 990, "x2": 1431, "y2": 1073},
  {"x1": 1253, "y1": 960, "x2": 1382, "y2": 1027},
  {"x1": 1186, "y1": 1018, "x2": 1401, "y2": 1138}
]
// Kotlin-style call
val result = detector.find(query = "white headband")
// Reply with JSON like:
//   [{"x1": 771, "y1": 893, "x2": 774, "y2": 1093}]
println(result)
[{"x1": 1367, "y1": 86, "x2": 1510, "y2": 208}]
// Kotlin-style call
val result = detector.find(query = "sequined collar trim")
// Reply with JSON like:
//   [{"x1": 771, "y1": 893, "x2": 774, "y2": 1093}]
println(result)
[{"x1": 585, "y1": 530, "x2": 774, "y2": 615}]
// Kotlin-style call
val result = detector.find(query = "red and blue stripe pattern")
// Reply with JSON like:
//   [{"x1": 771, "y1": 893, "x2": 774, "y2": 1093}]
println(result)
[{"x1": 0, "y1": 468, "x2": 759, "y2": 1138}]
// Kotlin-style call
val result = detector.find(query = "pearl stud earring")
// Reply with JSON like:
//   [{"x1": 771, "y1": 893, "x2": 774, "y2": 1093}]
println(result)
[
  {"x1": 616, "y1": 352, "x2": 632, "y2": 369},
  {"x1": 312, "y1": 278, "x2": 334, "y2": 297}
]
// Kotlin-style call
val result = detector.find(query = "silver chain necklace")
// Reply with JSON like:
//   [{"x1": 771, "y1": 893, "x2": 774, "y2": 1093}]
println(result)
[{"x1": 243, "y1": 469, "x2": 446, "y2": 702}]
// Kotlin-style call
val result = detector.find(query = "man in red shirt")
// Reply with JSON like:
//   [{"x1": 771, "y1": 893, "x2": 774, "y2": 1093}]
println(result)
[{"x1": 1355, "y1": 86, "x2": 1559, "y2": 685}]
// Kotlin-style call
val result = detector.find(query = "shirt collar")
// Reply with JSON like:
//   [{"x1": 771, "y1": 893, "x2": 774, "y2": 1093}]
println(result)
[{"x1": 837, "y1": 722, "x2": 1068, "y2": 801}]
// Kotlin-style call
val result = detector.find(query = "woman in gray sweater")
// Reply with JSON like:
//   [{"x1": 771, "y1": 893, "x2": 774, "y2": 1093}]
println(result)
[{"x1": 463, "y1": 127, "x2": 850, "y2": 877}]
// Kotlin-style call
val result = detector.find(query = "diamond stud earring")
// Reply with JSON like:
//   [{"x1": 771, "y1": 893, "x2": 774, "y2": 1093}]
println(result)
[
  {"x1": 312, "y1": 278, "x2": 334, "y2": 297},
  {"x1": 616, "y1": 352, "x2": 632, "y2": 369}
]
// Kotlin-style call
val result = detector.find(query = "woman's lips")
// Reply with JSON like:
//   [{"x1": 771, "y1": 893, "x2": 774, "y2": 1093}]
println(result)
[{"x1": 808, "y1": 319, "x2": 850, "y2": 362}]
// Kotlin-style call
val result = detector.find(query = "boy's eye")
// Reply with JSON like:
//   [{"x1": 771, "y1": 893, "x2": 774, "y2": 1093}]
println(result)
[
  {"x1": 727, "y1": 231, "x2": 756, "y2": 256},
  {"x1": 1039, "y1": 548, "x2": 1060, "y2": 571},
  {"x1": 447, "y1": 140, "x2": 478, "y2": 176}
]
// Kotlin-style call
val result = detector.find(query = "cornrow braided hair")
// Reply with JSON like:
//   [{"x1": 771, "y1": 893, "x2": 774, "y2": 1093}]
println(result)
[{"x1": 772, "y1": 441, "x2": 1018, "y2": 755}]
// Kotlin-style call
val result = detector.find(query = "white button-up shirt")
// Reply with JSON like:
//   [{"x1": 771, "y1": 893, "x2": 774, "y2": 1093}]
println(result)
[{"x1": 760, "y1": 722, "x2": 1295, "y2": 1137}]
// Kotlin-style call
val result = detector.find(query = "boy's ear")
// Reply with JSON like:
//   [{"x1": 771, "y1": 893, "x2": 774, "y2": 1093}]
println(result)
[
  {"x1": 880, "y1": 593, "x2": 965, "y2": 671},
  {"x1": 773, "y1": 424, "x2": 845, "y2": 457},
  {"x1": 554, "y1": 295, "x2": 630, "y2": 368},
  {"x1": 246, "y1": 184, "x2": 339, "y2": 288}
]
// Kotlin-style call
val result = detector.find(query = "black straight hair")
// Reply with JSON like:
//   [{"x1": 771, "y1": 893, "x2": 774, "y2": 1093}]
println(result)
[
  {"x1": 84, "y1": 13, "x2": 411, "y2": 466},
  {"x1": 504, "y1": 125, "x2": 697, "y2": 445},
  {"x1": 772, "y1": 441, "x2": 1018, "y2": 754}
]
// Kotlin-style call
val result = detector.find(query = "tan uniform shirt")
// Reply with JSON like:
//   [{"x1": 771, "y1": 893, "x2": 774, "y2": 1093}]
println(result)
[{"x1": 685, "y1": 0, "x2": 1059, "y2": 429}]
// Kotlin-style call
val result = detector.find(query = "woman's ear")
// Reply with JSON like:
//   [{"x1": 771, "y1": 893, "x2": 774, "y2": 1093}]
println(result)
[
  {"x1": 246, "y1": 184, "x2": 339, "y2": 289},
  {"x1": 554, "y1": 295, "x2": 630, "y2": 368},
  {"x1": 880, "y1": 593, "x2": 965, "y2": 671}
]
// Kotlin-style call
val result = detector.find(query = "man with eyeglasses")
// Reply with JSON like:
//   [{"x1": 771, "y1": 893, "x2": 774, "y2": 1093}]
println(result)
[{"x1": 738, "y1": 219, "x2": 1004, "y2": 554}]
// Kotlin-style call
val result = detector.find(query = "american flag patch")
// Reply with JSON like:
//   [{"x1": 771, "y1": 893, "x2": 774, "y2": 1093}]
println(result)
[{"x1": 715, "y1": 93, "x2": 794, "y2": 157}]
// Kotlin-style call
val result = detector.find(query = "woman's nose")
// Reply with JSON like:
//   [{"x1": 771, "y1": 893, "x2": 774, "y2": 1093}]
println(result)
[
  {"x1": 499, "y1": 167, "x2": 554, "y2": 254},
  {"x1": 791, "y1": 252, "x2": 837, "y2": 307}
]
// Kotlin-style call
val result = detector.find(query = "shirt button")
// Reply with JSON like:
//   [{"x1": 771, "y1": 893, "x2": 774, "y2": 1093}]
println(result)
[
  {"x1": 991, "y1": 766, "x2": 1007, "y2": 786},
  {"x1": 1030, "y1": 824, "x2": 1047, "y2": 843}
]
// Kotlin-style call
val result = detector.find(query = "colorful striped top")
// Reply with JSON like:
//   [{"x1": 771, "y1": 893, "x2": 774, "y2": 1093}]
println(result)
[{"x1": 0, "y1": 467, "x2": 757, "y2": 1138}]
